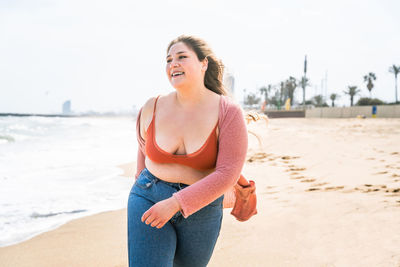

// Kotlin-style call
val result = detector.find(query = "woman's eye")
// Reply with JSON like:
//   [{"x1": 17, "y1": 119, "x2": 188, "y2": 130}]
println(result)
[
  {"x1": 179, "y1": 55, "x2": 187, "y2": 59},
  {"x1": 166, "y1": 59, "x2": 172, "y2": 63}
]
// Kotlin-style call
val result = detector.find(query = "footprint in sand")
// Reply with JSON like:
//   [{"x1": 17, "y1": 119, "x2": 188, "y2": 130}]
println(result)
[
  {"x1": 289, "y1": 167, "x2": 306, "y2": 172},
  {"x1": 366, "y1": 157, "x2": 375, "y2": 160},
  {"x1": 385, "y1": 164, "x2": 399, "y2": 169},
  {"x1": 357, "y1": 184, "x2": 388, "y2": 193},
  {"x1": 390, "y1": 152, "x2": 399, "y2": 155},
  {"x1": 384, "y1": 188, "x2": 400, "y2": 197},
  {"x1": 391, "y1": 174, "x2": 400, "y2": 178},
  {"x1": 324, "y1": 186, "x2": 345, "y2": 191},
  {"x1": 247, "y1": 152, "x2": 268, "y2": 163},
  {"x1": 374, "y1": 171, "x2": 388, "y2": 175},
  {"x1": 306, "y1": 188, "x2": 321, "y2": 192},
  {"x1": 301, "y1": 179, "x2": 316, "y2": 183},
  {"x1": 312, "y1": 182, "x2": 329, "y2": 187},
  {"x1": 281, "y1": 155, "x2": 300, "y2": 160},
  {"x1": 290, "y1": 176, "x2": 305, "y2": 180}
]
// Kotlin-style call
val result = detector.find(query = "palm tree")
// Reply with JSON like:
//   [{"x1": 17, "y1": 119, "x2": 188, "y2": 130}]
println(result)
[
  {"x1": 344, "y1": 86, "x2": 360, "y2": 106},
  {"x1": 285, "y1": 76, "x2": 297, "y2": 106},
  {"x1": 330, "y1": 93, "x2": 338, "y2": 107},
  {"x1": 299, "y1": 76, "x2": 310, "y2": 107},
  {"x1": 244, "y1": 92, "x2": 260, "y2": 108},
  {"x1": 312, "y1": 95, "x2": 326, "y2": 107},
  {"x1": 259, "y1": 84, "x2": 272, "y2": 105},
  {"x1": 363, "y1": 72, "x2": 376, "y2": 98},
  {"x1": 389, "y1": 65, "x2": 400, "y2": 103}
]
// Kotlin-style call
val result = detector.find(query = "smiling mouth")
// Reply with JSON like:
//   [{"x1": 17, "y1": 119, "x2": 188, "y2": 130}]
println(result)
[{"x1": 171, "y1": 72, "x2": 184, "y2": 77}]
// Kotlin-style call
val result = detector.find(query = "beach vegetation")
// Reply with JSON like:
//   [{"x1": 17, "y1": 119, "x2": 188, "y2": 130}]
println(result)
[
  {"x1": 312, "y1": 95, "x2": 328, "y2": 107},
  {"x1": 284, "y1": 77, "x2": 297, "y2": 106},
  {"x1": 258, "y1": 84, "x2": 273, "y2": 106},
  {"x1": 344, "y1": 86, "x2": 360, "y2": 106},
  {"x1": 389, "y1": 64, "x2": 400, "y2": 103},
  {"x1": 356, "y1": 97, "x2": 385, "y2": 106},
  {"x1": 266, "y1": 82, "x2": 286, "y2": 110},
  {"x1": 330, "y1": 93, "x2": 339, "y2": 107},
  {"x1": 243, "y1": 92, "x2": 261, "y2": 109},
  {"x1": 363, "y1": 72, "x2": 376, "y2": 98}
]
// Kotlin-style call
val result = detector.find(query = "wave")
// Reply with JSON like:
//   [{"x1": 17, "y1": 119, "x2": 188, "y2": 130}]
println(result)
[
  {"x1": 0, "y1": 135, "x2": 15, "y2": 143},
  {"x1": 30, "y1": 209, "x2": 87, "y2": 218}
]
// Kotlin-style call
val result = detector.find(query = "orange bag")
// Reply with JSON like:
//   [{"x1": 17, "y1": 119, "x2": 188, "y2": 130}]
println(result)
[{"x1": 223, "y1": 175, "x2": 257, "y2": 221}]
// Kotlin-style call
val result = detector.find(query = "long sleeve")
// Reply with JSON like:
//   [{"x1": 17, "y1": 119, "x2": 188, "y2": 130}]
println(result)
[
  {"x1": 135, "y1": 108, "x2": 146, "y2": 179},
  {"x1": 173, "y1": 105, "x2": 248, "y2": 217}
]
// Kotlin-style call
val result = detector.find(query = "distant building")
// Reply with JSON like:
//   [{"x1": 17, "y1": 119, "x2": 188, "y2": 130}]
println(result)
[
  {"x1": 223, "y1": 72, "x2": 235, "y2": 96},
  {"x1": 62, "y1": 100, "x2": 71, "y2": 114}
]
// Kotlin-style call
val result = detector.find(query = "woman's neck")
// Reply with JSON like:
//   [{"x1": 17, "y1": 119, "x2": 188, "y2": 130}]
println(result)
[{"x1": 174, "y1": 86, "x2": 212, "y2": 109}]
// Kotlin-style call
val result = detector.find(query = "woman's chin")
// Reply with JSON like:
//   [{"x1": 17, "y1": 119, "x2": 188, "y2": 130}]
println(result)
[{"x1": 170, "y1": 81, "x2": 187, "y2": 90}]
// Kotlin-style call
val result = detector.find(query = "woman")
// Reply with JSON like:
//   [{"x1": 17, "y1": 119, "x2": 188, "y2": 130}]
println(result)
[{"x1": 127, "y1": 35, "x2": 248, "y2": 267}]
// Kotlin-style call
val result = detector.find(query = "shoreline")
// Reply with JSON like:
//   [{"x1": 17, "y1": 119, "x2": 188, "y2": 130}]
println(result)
[{"x1": 0, "y1": 162, "x2": 136, "y2": 250}]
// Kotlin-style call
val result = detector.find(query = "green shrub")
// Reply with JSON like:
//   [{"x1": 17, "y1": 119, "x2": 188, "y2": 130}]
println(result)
[{"x1": 356, "y1": 97, "x2": 385, "y2": 106}]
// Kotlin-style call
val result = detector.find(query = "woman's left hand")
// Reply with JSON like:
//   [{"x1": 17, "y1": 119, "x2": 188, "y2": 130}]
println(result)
[{"x1": 141, "y1": 196, "x2": 181, "y2": 229}]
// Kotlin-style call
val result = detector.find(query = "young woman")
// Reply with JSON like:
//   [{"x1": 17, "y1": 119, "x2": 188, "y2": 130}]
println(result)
[{"x1": 127, "y1": 35, "x2": 248, "y2": 267}]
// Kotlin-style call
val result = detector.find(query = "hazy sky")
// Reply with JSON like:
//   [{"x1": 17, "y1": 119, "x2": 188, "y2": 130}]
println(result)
[{"x1": 1, "y1": 0, "x2": 399, "y2": 113}]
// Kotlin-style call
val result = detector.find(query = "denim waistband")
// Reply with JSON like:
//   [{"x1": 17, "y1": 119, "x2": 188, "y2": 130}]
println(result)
[{"x1": 141, "y1": 168, "x2": 190, "y2": 190}]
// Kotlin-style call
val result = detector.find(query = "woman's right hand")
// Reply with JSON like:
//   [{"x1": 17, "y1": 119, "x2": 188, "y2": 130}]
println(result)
[{"x1": 141, "y1": 196, "x2": 181, "y2": 228}]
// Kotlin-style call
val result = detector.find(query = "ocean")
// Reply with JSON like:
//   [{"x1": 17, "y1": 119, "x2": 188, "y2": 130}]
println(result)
[{"x1": 0, "y1": 115, "x2": 137, "y2": 247}]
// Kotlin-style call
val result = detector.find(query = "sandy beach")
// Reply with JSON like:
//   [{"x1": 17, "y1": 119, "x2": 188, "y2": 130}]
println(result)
[{"x1": 1, "y1": 118, "x2": 399, "y2": 267}]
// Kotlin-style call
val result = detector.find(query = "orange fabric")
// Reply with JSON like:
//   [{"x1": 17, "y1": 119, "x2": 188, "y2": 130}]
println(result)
[
  {"x1": 230, "y1": 179, "x2": 257, "y2": 221},
  {"x1": 145, "y1": 96, "x2": 218, "y2": 171}
]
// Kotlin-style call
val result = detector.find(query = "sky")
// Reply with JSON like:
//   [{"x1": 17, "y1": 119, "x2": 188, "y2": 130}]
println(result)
[{"x1": 1, "y1": 0, "x2": 400, "y2": 114}]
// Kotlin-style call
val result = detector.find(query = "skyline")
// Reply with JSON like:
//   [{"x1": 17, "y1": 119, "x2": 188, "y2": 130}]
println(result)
[{"x1": 1, "y1": 0, "x2": 400, "y2": 113}]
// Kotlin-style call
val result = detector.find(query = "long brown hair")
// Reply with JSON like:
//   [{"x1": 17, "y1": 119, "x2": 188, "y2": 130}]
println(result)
[{"x1": 167, "y1": 35, "x2": 228, "y2": 96}]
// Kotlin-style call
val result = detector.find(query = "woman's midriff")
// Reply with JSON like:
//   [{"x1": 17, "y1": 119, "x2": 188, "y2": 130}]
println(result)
[{"x1": 145, "y1": 157, "x2": 215, "y2": 185}]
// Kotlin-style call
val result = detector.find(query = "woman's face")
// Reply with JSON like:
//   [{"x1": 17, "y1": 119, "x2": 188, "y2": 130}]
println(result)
[{"x1": 166, "y1": 42, "x2": 207, "y2": 89}]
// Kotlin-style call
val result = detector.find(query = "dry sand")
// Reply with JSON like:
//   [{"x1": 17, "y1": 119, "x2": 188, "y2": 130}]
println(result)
[{"x1": 1, "y1": 118, "x2": 399, "y2": 267}]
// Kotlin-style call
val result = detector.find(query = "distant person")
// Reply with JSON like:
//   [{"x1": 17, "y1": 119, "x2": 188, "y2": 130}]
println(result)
[{"x1": 127, "y1": 35, "x2": 250, "y2": 267}]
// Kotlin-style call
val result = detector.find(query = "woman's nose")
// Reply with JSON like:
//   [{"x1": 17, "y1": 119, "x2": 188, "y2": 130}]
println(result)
[{"x1": 169, "y1": 59, "x2": 179, "y2": 67}]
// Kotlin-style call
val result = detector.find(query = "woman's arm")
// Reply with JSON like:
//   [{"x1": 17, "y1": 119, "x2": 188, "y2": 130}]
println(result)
[
  {"x1": 135, "y1": 108, "x2": 146, "y2": 179},
  {"x1": 135, "y1": 97, "x2": 156, "y2": 179}
]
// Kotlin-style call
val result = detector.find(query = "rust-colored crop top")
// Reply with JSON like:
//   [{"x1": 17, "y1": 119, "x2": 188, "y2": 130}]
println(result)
[{"x1": 145, "y1": 95, "x2": 218, "y2": 170}]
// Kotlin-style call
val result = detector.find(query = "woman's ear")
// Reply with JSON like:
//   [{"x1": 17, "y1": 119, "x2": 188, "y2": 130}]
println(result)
[{"x1": 202, "y1": 57, "x2": 208, "y2": 71}]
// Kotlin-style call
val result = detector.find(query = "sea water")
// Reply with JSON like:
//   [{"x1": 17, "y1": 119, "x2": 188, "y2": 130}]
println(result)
[{"x1": 0, "y1": 116, "x2": 137, "y2": 247}]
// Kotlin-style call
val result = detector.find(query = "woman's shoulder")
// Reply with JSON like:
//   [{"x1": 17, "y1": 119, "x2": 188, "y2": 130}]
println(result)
[
  {"x1": 141, "y1": 93, "x2": 170, "y2": 117},
  {"x1": 217, "y1": 95, "x2": 246, "y2": 130},
  {"x1": 139, "y1": 96, "x2": 156, "y2": 122},
  {"x1": 220, "y1": 95, "x2": 244, "y2": 117},
  {"x1": 138, "y1": 95, "x2": 162, "y2": 138}
]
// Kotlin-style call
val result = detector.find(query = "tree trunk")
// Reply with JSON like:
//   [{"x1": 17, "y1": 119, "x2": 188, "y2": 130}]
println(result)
[{"x1": 396, "y1": 74, "x2": 398, "y2": 103}]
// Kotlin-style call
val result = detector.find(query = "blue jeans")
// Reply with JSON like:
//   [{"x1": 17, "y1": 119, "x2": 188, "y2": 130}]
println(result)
[{"x1": 127, "y1": 168, "x2": 224, "y2": 267}]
